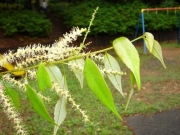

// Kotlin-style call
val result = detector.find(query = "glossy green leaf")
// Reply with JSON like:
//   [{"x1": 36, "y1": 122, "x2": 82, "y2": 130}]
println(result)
[
  {"x1": 46, "y1": 66, "x2": 63, "y2": 84},
  {"x1": 26, "y1": 84, "x2": 55, "y2": 124},
  {"x1": 37, "y1": 63, "x2": 52, "y2": 91},
  {"x1": 144, "y1": 32, "x2": 154, "y2": 52},
  {"x1": 104, "y1": 53, "x2": 124, "y2": 97},
  {"x1": 84, "y1": 58, "x2": 122, "y2": 120},
  {"x1": 4, "y1": 83, "x2": 20, "y2": 109},
  {"x1": 113, "y1": 37, "x2": 141, "y2": 90},
  {"x1": 68, "y1": 58, "x2": 84, "y2": 88},
  {"x1": 151, "y1": 40, "x2": 166, "y2": 69}
]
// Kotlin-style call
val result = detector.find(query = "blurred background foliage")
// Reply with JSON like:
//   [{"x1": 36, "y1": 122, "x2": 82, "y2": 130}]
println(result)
[
  {"x1": 59, "y1": 0, "x2": 180, "y2": 35},
  {"x1": 0, "y1": 0, "x2": 180, "y2": 37},
  {"x1": 0, "y1": 10, "x2": 51, "y2": 37}
]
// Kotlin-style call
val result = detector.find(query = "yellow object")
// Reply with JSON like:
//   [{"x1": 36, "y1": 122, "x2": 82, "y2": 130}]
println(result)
[{"x1": 0, "y1": 54, "x2": 25, "y2": 77}]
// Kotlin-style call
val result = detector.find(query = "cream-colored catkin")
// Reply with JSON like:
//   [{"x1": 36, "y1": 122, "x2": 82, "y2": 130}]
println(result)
[
  {"x1": 60, "y1": 89, "x2": 90, "y2": 123},
  {"x1": 0, "y1": 85, "x2": 27, "y2": 135},
  {"x1": 52, "y1": 83, "x2": 90, "y2": 123},
  {"x1": 2, "y1": 74, "x2": 26, "y2": 92},
  {"x1": 0, "y1": 27, "x2": 87, "y2": 71},
  {"x1": 38, "y1": 93, "x2": 51, "y2": 102}
]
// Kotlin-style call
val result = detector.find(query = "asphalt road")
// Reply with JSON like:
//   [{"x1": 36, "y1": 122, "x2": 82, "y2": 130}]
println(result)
[{"x1": 124, "y1": 108, "x2": 180, "y2": 135}]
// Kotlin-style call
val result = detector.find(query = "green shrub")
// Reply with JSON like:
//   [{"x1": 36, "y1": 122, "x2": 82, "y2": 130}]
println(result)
[
  {"x1": 61, "y1": 1, "x2": 147, "y2": 35},
  {"x1": 61, "y1": 0, "x2": 179, "y2": 35},
  {"x1": 0, "y1": 10, "x2": 52, "y2": 37},
  {"x1": 48, "y1": 2, "x2": 71, "y2": 14},
  {"x1": 145, "y1": 12, "x2": 178, "y2": 31}
]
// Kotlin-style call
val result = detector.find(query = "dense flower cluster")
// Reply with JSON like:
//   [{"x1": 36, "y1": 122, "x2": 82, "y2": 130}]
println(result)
[{"x1": 0, "y1": 27, "x2": 86, "y2": 71}]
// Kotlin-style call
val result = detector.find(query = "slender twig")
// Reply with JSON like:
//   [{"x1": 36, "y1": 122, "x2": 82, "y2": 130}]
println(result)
[{"x1": 0, "y1": 36, "x2": 144, "y2": 75}]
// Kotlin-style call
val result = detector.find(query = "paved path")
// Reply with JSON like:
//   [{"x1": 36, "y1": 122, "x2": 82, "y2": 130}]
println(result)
[{"x1": 124, "y1": 108, "x2": 180, "y2": 135}]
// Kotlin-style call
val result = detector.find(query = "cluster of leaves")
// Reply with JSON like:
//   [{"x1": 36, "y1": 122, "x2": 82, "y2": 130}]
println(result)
[
  {"x1": 1, "y1": 30, "x2": 166, "y2": 134},
  {"x1": 60, "y1": 0, "x2": 180, "y2": 35},
  {"x1": 0, "y1": 6, "x2": 167, "y2": 134},
  {"x1": 0, "y1": 10, "x2": 52, "y2": 37},
  {"x1": 145, "y1": 11, "x2": 178, "y2": 31}
]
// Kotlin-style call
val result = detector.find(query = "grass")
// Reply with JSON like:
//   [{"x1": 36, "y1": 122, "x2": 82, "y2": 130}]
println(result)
[
  {"x1": 161, "y1": 41, "x2": 180, "y2": 48},
  {"x1": 1, "y1": 42, "x2": 180, "y2": 134}
]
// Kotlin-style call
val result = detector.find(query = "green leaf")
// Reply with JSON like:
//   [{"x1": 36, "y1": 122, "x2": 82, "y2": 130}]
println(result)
[
  {"x1": 104, "y1": 53, "x2": 124, "y2": 97},
  {"x1": 4, "y1": 83, "x2": 20, "y2": 109},
  {"x1": 130, "y1": 71, "x2": 136, "y2": 88},
  {"x1": 37, "y1": 63, "x2": 52, "y2": 91},
  {"x1": 144, "y1": 32, "x2": 154, "y2": 52},
  {"x1": 53, "y1": 95, "x2": 67, "y2": 135},
  {"x1": 59, "y1": 76, "x2": 68, "y2": 92},
  {"x1": 68, "y1": 58, "x2": 84, "y2": 88},
  {"x1": 151, "y1": 40, "x2": 166, "y2": 69},
  {"x1": 53, "y1": 77, "x2": 68, "y2": 135},
  {"x1": 113, "y1": 37, "x2": 141, "y2": 90},
  {"x1": 46, "y1": 66, "x2": 63, "y2": 84},
  {"x1": 26, "y1": 84, "x2": 55, "y2": 124},
  {"x1": 46, "y1": 66, "x2": 67, "y2": 134},
  {"x1": 125, "y1": 72, "x2": 136, "y2": 110},
  {"x1": 84, "y1": 58, "x2": 122, "y2": 120}
]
